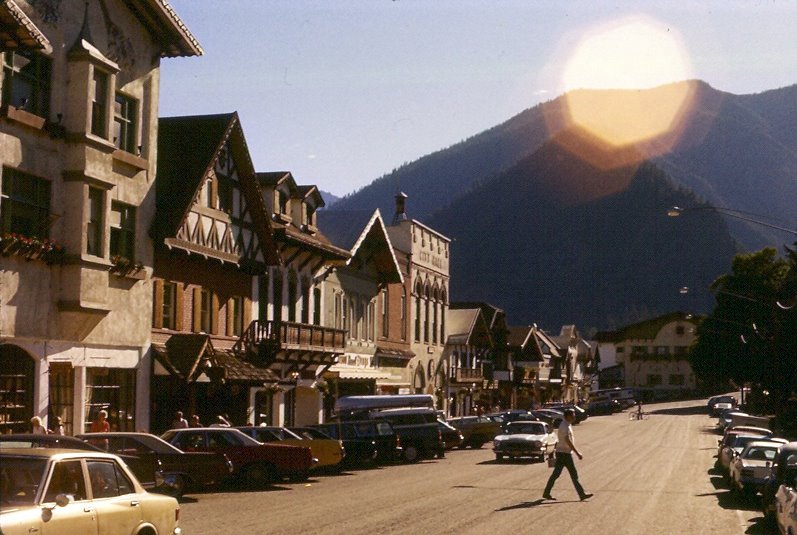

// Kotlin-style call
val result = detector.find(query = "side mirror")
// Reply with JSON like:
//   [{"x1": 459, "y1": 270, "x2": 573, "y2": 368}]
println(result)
[{"x1": 55, "y1": 494, "x2": 72, "y2": 507}]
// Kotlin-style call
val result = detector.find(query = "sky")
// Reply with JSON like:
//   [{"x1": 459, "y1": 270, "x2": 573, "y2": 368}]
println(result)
[{"x1": 160, "y1": 1, "x2": 797, "y2": 197}]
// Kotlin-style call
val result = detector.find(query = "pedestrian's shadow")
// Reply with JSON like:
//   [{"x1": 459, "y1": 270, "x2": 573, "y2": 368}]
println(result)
[{"x1": 495, "y1": 499, "x2": 578, "y2": 511}]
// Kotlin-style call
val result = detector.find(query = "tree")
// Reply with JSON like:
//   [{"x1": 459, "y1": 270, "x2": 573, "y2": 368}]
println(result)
[{"x1": 690, "y1": 247, "x2": 795, "y2": 407}]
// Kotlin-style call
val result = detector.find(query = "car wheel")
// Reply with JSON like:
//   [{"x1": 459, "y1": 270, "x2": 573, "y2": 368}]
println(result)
[
  {"x1": 288, "y1": 470, "x2": 310, "y2": 482},
  {"x1": 472, "y1": 441, "x2": 485, "y2": 449},
  {"x1": 496, "y1": 453, "x2": 504, "y2": 462},
  {"x1": 161, "y1": 474, "x2": 186, "y2": 498},
  {"x1": 244, "y1": 463, "x2": 276, "y2": 487},
  {"x1": 403, "y1": 445, "x2": 420, "y2": 463}
]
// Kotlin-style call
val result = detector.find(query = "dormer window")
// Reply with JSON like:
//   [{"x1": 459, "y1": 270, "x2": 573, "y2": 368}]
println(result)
[
  {"x1": 304, "y1": 202, "x2": 316, "y2": 228},
  {"x1": 2, "y1": 50, "x2": 51, "y2": 118}
]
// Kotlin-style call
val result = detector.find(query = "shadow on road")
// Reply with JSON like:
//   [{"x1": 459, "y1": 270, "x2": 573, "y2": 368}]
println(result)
[
  {"x1": 649, "y1": 405, "x2": 708, "y2": 416},
  {"x1": 496, "y1": 498, "x2": 582, "y2": 511},
  {"x1": 478, "y1": 459, "x2": 546, "y2": 466}
]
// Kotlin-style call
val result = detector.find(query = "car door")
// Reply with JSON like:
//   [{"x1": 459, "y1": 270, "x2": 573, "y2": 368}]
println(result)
[
  {"x1": 40, "y1": 460, "x2": 97, "y2": 535},
  {"x1": 86, "y1": 460, "x2": 142, "y2": 535}
]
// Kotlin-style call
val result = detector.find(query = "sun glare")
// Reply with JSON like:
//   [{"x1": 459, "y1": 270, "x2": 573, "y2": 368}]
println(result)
[{"x1": 559, "y1": 16, "x2": 695, "y2": 150}]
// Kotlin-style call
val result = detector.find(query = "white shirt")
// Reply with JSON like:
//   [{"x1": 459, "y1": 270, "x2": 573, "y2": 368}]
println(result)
[{"x1": 555, "y1": 419, "x2": 574, "y2": 453}]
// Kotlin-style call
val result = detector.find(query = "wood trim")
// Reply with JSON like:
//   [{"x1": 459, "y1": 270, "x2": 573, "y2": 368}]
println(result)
[
  {"x1": 243, "y1": 296, "x2": 252, "y2": 327},
  {"x1": 210, "y1": 292, "x2": 219, "y2": 335},
  {"x1": 226, "y1": 297, "x2": 234, "y2": 336},
  {"x1": 192, "y1": 287, "x2": 202, "y2": 332},
  {"x1": 175, "y1": 283, "x2": 184, "y2": 331},
  {"x1": 152, "y1": 279, "x2": 164, "y2": 329}
]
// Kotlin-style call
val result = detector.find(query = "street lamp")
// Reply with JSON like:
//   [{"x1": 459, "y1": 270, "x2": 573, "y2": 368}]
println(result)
[{"x1": 667, "y1": 206, "x2": 797, "y2": 236}]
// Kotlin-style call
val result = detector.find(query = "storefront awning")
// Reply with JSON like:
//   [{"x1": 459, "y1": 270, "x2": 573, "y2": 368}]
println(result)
[{"x1": 374, "y1": 347, "x2": 415, "y2": 360}]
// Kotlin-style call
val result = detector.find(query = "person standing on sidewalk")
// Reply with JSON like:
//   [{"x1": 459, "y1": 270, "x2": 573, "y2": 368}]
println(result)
[{"x1": 543, "y1": 408, "x2": 593, "y2": 501}]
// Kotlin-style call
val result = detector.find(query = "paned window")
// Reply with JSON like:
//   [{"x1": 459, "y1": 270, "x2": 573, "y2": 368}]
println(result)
[
  {"x1": 84, "y1": 368, "x2": 136, "y2": 432},
  {"x1": 313, "y1": 288, "x2": 321, "y2": 325},
  {"x1": 161, "y1": 281, "x2": 177, "y2": 330},
  {"x1": 109, "y1": 202, "x2": 135, "y2": 260},
  {"x1": 1, "y1": 50, "x2": 51, "y2": 117},
  {"x1": 381, "y1": 289, "x2": 388, "y2": 338},
  {"x1": 86, "y1": 187, "x2": 103, "y2": 256},
  {"x1": 91, "y1": 70, "x2": 109, "y2": 137},
  {"x1": 113, "y1": 92, "x2": 137, "y2": 153},
  {"x1": 1, "y1": 167, "x2": 50, "y2": 237},
  {"x1": 199, "y1": 289, "x2": 212, "y2": 333},
  {"x1": 229, "y1": 295, "x2": 244, "y2": 336},
  {"x1": 48, "y1": 364, "x2": 74, "y2": 435}
]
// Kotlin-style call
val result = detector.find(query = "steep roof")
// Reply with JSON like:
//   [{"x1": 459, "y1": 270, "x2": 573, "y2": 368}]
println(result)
[
  {"x1": 316, "y1": 209, "x2": 403, "y2": 284},
  {"x1": 126, "y1": 0, "x2": 202, "y2": 57},
  {"x1": 446, "y1": 308, "x2": 492, "y2": 347},
  {"x1": 0, "y1": 0, "x2": 50, "y2": 51},
  {"x1": 507, "y1": 325, "x2": 533, "y2": 348}
]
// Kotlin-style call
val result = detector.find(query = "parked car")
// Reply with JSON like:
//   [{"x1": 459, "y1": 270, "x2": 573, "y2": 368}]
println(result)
[
  {"x1": 77, "y1": 431, "x2": 233, "y2": 497},
  {"x1": 717, "y1": 428, "x2": 771, "y2": 465},
  {"x1": 545, "y1": 403, "x2": 588, "y2": 423},
  {"x1": 775, "y1": 478, "x2": 797, "y2": 535},
  {"x1": 0, "y1": 448, "x2": 181, "y2": 535},
  {"x1": 161, "y1": 427, "x2": 313, "y2": 486},
  {"x1": 729, "y1": 440, "x2": 786, "y2": 494},
  {"x1": 311, "y1": 420, "x2": 401, "y2": 466},
  {"x1": 366, "y1": 407, "x2": 445, "y2": 463},
  {"x1": 531, "y1": 409, "x2": 565, "y2": 427},
  {"x1": 437, "y1": 419, "x2": 464, "y2": 449},
  {"x1": 718, "y1": 434, "x2": 778, "y2": 473},
  {"x1": 487, "y1": 410, "x2": 540, "y2": 431},
  {"x1": 763, "y1": 441, "x2": 797, "y2": 522},
  {"x1": 717, "y1": 410, "x2": 748, "y2": 432},
  {"x1": 236, "y1": 426, "x2": 344, "y2": 472},
  {"x1": 447, "y1": 415, "x2": 501, "y2": 449},
  {"x1": 0, "y1": 433, "x2": 163, "y2": 491},
  {"x1": 707, "y1": 394, "x2": 738, "y2": 416},
  {"x1": 493, "y1": 420, "x2": 557, "y2": 462},
  {"x1": 587, "y1": 399, "x2": 622, "y2": 415}
]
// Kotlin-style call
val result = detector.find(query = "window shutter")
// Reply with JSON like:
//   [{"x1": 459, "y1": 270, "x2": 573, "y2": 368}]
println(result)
[
  {"x1": 243, "y1": 296, "x2": 252, "y2": 328},
  {"x1": 192, "y1": 287, "x2": 202, "y2": 332},
  {"x1": 226, "y1": 298, "x2": 234, "y2": 336},
  {"x1": 152, "y1": 279, "x2": 164, "y2": 329},
  {"x1": 211, "y1": 292, "x2": 219, "y2": 335},
  {"x1": 175, "y1": 283, "x2": 184, "y2": 331}
]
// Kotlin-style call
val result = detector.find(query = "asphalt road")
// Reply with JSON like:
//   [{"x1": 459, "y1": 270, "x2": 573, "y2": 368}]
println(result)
[{"x1": 178, "y1": 398, "x2": 776, "y2": 534}]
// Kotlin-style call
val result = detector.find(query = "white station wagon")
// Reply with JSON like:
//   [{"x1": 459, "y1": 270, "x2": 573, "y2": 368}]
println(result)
[{"x1": 493, "y1": 421, "x2": 557, "y2": 462}]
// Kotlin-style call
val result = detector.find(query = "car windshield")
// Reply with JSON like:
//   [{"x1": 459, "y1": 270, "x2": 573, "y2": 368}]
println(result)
[
  {"x1": 0, "y1": 457, "x2": 47, "y2": 506},
  {"x1": 291, "y1": 428, "x2": 331, "y2": 440},
  {"x1": 743, "y1": 447, "x2": 777, "y2": 461},
  {"x1": 508, "y1": 423, "x2": 546, "y2": 435}
]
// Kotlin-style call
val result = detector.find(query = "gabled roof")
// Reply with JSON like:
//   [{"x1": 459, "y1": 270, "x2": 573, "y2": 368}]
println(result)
[
  {"x1": 297, "y1": 185, "x2": 325, "y2": 207},
  {"x1": 258, "y1": 171, "x2": 297, "y2": 191},
  {"x1": 507, "y1": 326, "x2": 534, "y2": 349},
  {"x1": 154, "y1": 112, "x2": 279, "y2": 265},
  {"x1": 0, "y1": 0, "x2": 50, "y2": 51},
  {"x1": 125, "y1": 0, "x2": 202, "y2": 57},
  {"x1": 316, "y1": 209, "x2": 403, "y2": 284},
  {"x1": 446, "y1": 308, "x2": 492, "y2": 347},
  {"x1": 595, "y1": 312, "x2": 698, "y2": 342},
  {"x1": 450, "y1": 301, "x2": 505, "y2": 331}
]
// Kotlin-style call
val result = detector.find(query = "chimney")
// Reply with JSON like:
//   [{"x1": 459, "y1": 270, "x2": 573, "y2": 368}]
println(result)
[{"x1": 392, "y1": 192, "x2": 408, "y2": 225}]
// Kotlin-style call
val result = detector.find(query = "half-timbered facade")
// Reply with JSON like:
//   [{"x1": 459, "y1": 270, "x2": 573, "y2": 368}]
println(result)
[
  {"x1": 0, "y1": 0, "x2": 200, "y2": 435},
  {"x1": 242, "y1": 172, "x2": 350, "y2": 426},
  {"x1": 149, "y1": 112, "x2": 280, "y2": 432},
  {"x1": 316, "y1": 208, "x2": 404, "y2": 417},
  {"x1": 443, "y1": 307, "x2": 492, "y2": 416}
]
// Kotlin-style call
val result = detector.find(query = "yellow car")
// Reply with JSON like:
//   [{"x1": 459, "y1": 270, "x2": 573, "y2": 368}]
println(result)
[
  {"x1": 237, "y1": 426, "x2": 344, "y2": 471},
  {"x1": 1, "y1": 448, "x2": 181, "y2": 535}
]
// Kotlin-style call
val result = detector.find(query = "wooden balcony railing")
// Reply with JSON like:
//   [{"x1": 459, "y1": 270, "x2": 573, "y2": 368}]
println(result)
[
  {"x1": 233, "y1": 319, "x2": 347, "y2": 356},
  {"x1": 452, "y1": 367, "x2": 484, "y2": 383}
]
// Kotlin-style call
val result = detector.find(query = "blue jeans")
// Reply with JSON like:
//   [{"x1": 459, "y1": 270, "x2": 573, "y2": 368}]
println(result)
[{"x1": 544, "y1": 452, "x2": 586, "y2": 498}]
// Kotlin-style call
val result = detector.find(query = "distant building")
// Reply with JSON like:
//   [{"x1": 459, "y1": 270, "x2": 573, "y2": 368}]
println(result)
[
  {"x1": 0, "y1": 0, "x2": 200, "y2": 434},
  {"x1": 594, "y1": 312, "x2": 698, "y2": 399},
  {"x1": 385, "y1": 193, "x2": 451, "y2": 411}
]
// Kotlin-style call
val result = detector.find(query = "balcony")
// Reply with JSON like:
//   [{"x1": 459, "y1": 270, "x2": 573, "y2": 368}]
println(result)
[
  {"x1": 451, "y1": 367, "x2": 484, "y2": 383},
  {"x1": 234, "y1": 320, "x2": 346, "y2": 367}
]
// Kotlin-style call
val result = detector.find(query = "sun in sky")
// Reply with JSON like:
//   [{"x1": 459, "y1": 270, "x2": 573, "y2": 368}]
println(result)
[{"x1": 558, "y1": 15, "x2": 697, "y2": 151}]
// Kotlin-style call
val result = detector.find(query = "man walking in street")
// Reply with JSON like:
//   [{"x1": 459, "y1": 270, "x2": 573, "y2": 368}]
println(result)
[{"x1": 543, "y1": 408, "x2": 593, "y2": 501}]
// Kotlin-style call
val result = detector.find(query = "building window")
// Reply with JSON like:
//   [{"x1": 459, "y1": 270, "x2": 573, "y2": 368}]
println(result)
[
  {"x1": 2, "y1": 50, "x2": 51, "y2": 117},
  {"x1": 0, "y1": 346, "x2": 34, "y2": 434},
  {"x1": 277, "y1": 189, "x2": 289, "y2": 215},
  {"x1": 423, "y1": 299, "x2": 430, "y2": 343},
  {"x1": 669, "y1": 374, "x2": 685, "y2": 386},
  {"x1": 113, "y1": 92, "x2": 137, "y2": 153},
  {"x1": 304, "y1": 203, "x2": 316, "y2": 227},
  {"x1": 91, "y1": 69, "x2": 109, "y2": 138},
  {"x1": 350, "y1": 299, "x2": 357, "y2": 340},
  {"x1": 381, "y1": 289, "x2": 388, "y2": 338},
  {"x1": 48, "y1": 363, "x2": 74, "y2": 436},
  {"x1": 229, "y1": 296, "x2": 244, "y2": 337},
  {"x1": 414, "y1": 296, "x2": 421, "y2": 342},
  {"x1": 84, "y1": 368, "x2": 136, "y2": 432},
  {"x1": 647, "y1": 374, "x2": 662, "y2": 387},
  {"x1": 217, "y1": 176, "x2": 233, "y2": 213},
  {"x1": 401, "y1": 287, "x2": 407, "y2": 341},
  {"x1": 86, "y1": 187, "x2": 103, "y2": 256},
  {"x1": 161, "y1": 281, "x2": 177, "y2": 330},
  {"x1": 334, "y1": 293, "x2": 342, "y2": 330},
  {"x1": 342, "y1": 296, "x2": 348, "y2": 334},
  {"x1": 368, "y1": 300, "x2": 375, "y2": 341},
  {"x1": 301, "y1": 280, "x2": 311, "y2": 324},
  {"x1": 199, "y1": 289, "x2": 212, "y2": 333},
  {"x1": 313, "y1": 287, "x2": 321, "y2": 325},
  {"x1": 109, "y1": 202, "x2": 135, "y2": 261},
  {"x1": 1, "y1": 167, "x2": 50, "y2": 237},
  {"x1": 287, "y1": 272, "x2": 297, "y2": 322},
  {"x1": 432, "y1": 302, "x2": 438, "y2": 344}
]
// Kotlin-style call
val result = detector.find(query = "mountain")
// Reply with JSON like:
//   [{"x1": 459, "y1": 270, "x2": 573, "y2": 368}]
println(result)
[
  {"x1": 319, "y1": 190, "x2": 341, "y2": 209},
  {"x1": 427, "y1": 129, "x2": 739, "y2": 331},
  {"x1": 334, "y1": 81, "x2": 797, "y2": 251}
]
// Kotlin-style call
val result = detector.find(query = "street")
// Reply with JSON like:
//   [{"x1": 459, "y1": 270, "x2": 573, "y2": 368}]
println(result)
[{"x1": 177, "y1": 398, "x2": 776, "y2": 534}]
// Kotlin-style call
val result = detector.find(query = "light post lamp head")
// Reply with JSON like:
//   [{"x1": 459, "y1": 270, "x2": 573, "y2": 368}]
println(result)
[{"x1": 667, "y1": 206, "x2": 684, "y2": 217}]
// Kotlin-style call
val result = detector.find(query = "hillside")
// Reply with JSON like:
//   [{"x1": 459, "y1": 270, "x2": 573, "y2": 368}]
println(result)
[
  {"x1": 427, "y1": 129, "x2": 739, "y2": 332},
  {"x1": 334, "y1": 81, "x2": 797, "y2": 252}
]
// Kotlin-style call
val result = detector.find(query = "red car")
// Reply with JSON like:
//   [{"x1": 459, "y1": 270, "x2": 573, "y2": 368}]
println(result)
[{"x1": 161, "y1": 427, "x2": 314, "y2": 486}]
